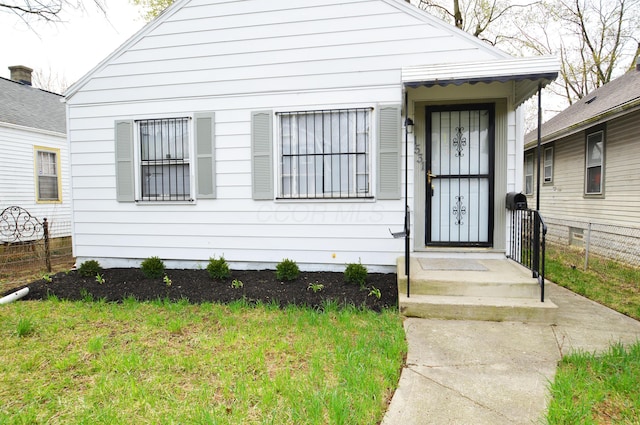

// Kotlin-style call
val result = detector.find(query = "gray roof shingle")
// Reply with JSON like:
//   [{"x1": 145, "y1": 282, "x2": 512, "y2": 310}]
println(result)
[
  {"x1": 0, "y1": 77, "x2": 66, "y2": 134},
  {"x1": 525, "y1": 67, "x2": 640, "y2": 147}
]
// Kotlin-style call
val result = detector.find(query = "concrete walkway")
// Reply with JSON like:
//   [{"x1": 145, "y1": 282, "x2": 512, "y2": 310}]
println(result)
[{"x1": 382, "y1": 282, "x2": 640, "y2": 425}]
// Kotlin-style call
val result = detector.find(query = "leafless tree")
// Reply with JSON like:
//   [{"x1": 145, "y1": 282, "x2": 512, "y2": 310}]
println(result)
[
  {"x1": 416, "y1": 0, "x2": 539, "y2": 45},
  {"x1": 1, "y1": 0, "x2": 107, "y2": 28},
  {"x1": 32, "y1": 66, "x2": 70, "y2": 94}
]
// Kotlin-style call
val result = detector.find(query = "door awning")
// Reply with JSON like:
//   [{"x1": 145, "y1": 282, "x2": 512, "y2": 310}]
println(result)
[{"x1": 402, "y1": 56, "x2": 559, "y2": 107}]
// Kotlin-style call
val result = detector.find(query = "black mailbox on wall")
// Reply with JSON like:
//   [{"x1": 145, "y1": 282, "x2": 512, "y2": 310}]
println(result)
[{"x1": 506, "y1": 192, "x2": 528, "y2": 210}]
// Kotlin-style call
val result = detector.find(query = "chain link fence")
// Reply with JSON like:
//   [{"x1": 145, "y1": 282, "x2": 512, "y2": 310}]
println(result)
[
  {"x1": 544, "y1": 217, "x2": 640, "y2": 269},
  {"x1": 0, "y1": 207, "x2": 74, "y2": 292}
]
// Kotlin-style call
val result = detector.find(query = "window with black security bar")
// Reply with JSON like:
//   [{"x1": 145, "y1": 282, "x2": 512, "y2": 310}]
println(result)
[
  {"x1": 278, "y1": 108, "x2": 372, "y2": 199},
  {"x1": 138, "y1": 117, "x2": 191, "y2": 201}
]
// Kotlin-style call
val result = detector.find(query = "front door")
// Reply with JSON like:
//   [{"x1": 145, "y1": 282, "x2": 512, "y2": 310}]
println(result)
[{"x1": 425, "y1": 104, "x2": 494, "y2": 247}]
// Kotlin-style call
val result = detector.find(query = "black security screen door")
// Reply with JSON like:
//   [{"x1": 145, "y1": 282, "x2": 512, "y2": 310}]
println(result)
[{"x1": 425, "y1": 104, "x2": 494, "y2": 246}]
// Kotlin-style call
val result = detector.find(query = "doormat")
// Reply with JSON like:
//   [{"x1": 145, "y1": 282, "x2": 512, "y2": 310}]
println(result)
[{"x1": 417, "y1": 258, "x2": 488, "y2": 271}]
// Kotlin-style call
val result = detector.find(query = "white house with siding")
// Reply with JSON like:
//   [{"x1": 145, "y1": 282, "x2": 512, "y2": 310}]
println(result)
[
  {"x1": 0, "y1": 66, "x2": 71, "y2": 240},
  {"x1": 64, "y1": 0, "x2": 558, "y2": 271}
]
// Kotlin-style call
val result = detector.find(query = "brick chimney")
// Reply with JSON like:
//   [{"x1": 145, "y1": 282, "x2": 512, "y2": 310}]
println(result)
[{"x1": 9, "y1": 65, "x2": 33, "y2": 85}]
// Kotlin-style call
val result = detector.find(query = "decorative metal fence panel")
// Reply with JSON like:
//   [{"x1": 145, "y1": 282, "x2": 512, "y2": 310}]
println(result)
[{"x1": 0, "y1": 206, "x2": 73, "y2": 291}]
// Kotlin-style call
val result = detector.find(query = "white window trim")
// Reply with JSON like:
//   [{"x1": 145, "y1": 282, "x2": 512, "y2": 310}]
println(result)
[
  {"x1": 585, "y1": 130, "x2": 604, "y2": 195},
  {"x1": 524, "y1": 152, "x2": 534, "y2": 195},
  {"x1": 543, "y1": 146, "x2": 553, "y2": 184},
  {"x1": 34, "y1": 146, "x2": 62, "y2": 203},
  {"x1": 132, "y1": 115, "x2": 196, "y2": 204},
  {"x1": 274, "y1": 106, "x2": 376, "y2": 200}
]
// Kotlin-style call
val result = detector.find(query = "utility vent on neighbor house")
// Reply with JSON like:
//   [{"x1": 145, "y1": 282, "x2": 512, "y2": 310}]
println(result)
[
  {"x1": 569, "y1": 227, "x2": 584, "y2": 247},
  {"x1": 8, "y1": 65, "x2": 33, "y2": 86}
]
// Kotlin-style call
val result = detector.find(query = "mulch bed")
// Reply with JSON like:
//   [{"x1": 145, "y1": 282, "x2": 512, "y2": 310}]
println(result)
[{"x1": 6, "y1": 268, "x2": 399, "y2": 312}]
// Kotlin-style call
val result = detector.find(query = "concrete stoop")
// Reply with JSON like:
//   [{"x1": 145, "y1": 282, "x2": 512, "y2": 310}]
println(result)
[{"x1": 397, "y1": 257, "x2": 558, "y2": 323}]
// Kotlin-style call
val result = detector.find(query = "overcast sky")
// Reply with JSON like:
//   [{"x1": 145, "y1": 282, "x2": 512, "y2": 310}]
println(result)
[{"x1": 0, "y1": 0, "x2": 147, "y2": 90}]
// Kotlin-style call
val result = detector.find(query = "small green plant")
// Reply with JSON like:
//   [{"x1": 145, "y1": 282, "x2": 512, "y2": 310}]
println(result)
[
  {"x1": 42, "y1": 273, "x2": 52, "y2": 283},
  {"x1": 368, "y1": 286, "x2": 381, "y2": 299},
  {"x1": 308, "y1": 283, "x2": 324, "y2": 293},
  {"x1": 15, "y1": 318, "x2": 35, "y2": 337},
  {"x1": 95, "y1": 273, "x2": 105, "y2": 284},
  {"x1": 163, "y1": 275, "x2": 172, "y2": 287},
  {"x1": 231, "y1": 279, "x2": 243, "y2": 289},
  {"x1": 141, "y1": 256, "x2": 165, "y2": 279},
  {"x1": 207, "y1": 256, "x2": 230, "y2": 280},
  {"x1": 276, "y1": 258, "x2": 300, "y2": 281},
  {"x1": 78, "y1": 260, "x2": 102, "y2": 277},
  {"x1": 344, "y1": 262, "x2": 368, "y2": 287}
]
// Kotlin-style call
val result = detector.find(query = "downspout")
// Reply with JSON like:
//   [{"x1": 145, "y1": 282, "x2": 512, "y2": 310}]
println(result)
[{"x1": 404, "y1": 90, "x2": 411, "y2": 298}]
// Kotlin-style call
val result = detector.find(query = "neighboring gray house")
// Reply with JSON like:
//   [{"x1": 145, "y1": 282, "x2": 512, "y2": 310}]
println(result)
[
  {"x1": 524, "y1": 59, "x2": 640, "y2": 264},
  {"x1": 0, "y1": 66, "x2": 71, "y2": 239}
]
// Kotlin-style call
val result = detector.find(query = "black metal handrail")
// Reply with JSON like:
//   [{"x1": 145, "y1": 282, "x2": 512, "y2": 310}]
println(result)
[{"x1": 507, "y1": 208, "x2": 547, "y2": 302}]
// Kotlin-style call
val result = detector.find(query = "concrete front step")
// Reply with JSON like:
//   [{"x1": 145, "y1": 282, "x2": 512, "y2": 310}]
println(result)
[
  {"x1": 397, "y1": 256, "x2": 558, "y2": 322},
  {"x1": 399, "y1": 294, "x2": 558, "y2": 323}
]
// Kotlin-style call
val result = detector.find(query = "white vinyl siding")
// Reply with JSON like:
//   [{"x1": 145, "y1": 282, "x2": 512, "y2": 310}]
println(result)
[
  {"x1": 0, "y1": 124, "x2": 71, "y2": 238},
  {"x1": 66, "y1": 0, "x2": 514, "y2": 268}
]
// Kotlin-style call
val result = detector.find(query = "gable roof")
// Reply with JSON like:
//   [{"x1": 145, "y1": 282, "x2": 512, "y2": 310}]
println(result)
[
  {"x1": 0, "y1": 77, "x2": 66, "y2": 134},
  {"x1": 525, "y1": 67, "x2": 640, "y2": 147},
  {"x1": 64, "y1": 0, "x2": 518, "y2": 99}
]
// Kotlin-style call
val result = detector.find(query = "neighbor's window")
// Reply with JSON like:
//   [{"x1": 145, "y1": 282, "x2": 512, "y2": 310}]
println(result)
[
  {"x1": 524, "y1": 152, "x2": 534, "y2": 195},
  {"x1": 585, "y1": 130, "x2": 604, "y2": 194},
  {"x1": 35, "y1": 148, "x2": 60, "y2": 202},
  {"x1": 278, "y1": 108, "x2": 372, "y2": 199},
  {"x1": 543, "y1": 146, "x2": 553, "y2": 183},
  {"x1": 138, "y1": 117, "x2": 191, "y2": 201}
]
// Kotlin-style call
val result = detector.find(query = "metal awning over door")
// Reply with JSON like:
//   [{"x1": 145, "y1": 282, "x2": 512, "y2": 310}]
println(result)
[{"x1": 402, "y1": 56, "x2": 559, "y2": 107}]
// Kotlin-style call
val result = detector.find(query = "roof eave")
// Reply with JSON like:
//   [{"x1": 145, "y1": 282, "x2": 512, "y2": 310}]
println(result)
[{"x1": 524, "y1": 98, "x2": 640, "y2": 149}]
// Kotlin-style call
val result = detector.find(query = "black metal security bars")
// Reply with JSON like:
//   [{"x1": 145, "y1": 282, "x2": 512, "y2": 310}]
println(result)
[
  {"x1": 277, "y1": 108, "x2": 372, "y2": 199},
  {"x1": 138, "y1": 117, "x2": 191, "y2": 201},
  {"x1": 508, "y1": 208, "x2": 547, "y2": 302}
]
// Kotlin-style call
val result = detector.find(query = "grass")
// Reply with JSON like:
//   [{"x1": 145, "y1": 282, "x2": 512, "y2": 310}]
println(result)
[
  {"x1": 0, "y1": 299, "x2": 406, "y2": 424},
  {"x1": 546, "y1": 342, "x2": 640, "y2": 424},
  {"x1": 545, "y1": 244, "x2": 640, "y2": 424},
  {"x1": 545, "y1": 244, "x2": 640, "y2": 320}
]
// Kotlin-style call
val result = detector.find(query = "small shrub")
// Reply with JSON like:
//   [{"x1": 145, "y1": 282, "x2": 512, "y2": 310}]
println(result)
[
  {"x1": 345, "y1": 262, "x2": 368, "y2": 287},
  {"x1": 368, "y1": 286, "x2": 381, "y2": 299},
  {"x1": 276, "y1": 258, "x2": 299, "y2": 281},
  {"x1": 308, "y1": 283, "x2": 324, "y2": 293},
  {"x1": 95, "y1": 273, "x2": 105, "y2": 284},
  {"x1": 163, "y1": 275, "x2": 172, "y2": 287},
  {"x1": 207, "y1": 256, "x2": 230, "y2": 280},
  {"x1": 78, "y1": 260, "x2": 101, "y2": 277},
  {"x1": 141, "y1": 256, "x2": 165, "y2": 279},
  {"x1": 231, "y1": 279, "x2": 243, "y2": 289}
]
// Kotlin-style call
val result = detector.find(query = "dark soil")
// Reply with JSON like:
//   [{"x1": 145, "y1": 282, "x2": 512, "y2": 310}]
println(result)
[{"x1": 8, "y1": 268, "x2": 398, "y2": 312}]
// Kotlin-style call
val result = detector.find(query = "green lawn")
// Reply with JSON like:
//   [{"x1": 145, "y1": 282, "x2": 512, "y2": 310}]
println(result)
[
  {"x1": 0, "y1": 298, "x2": 406, "y2": 424},
  {"x1": 545, "y1": 244, "x2": 640, "y2": 424}
]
